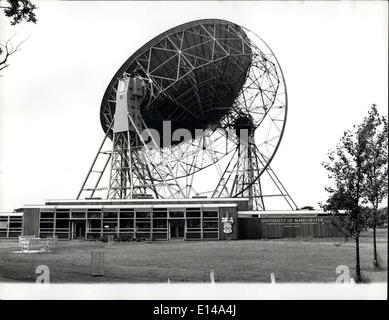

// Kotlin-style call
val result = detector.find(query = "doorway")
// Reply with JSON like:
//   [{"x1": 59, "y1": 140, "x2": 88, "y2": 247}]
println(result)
[
  {"x1": 169, "y1": 219, "x2": 185, "y2": 239},
  {"x1": 71, "y1": 221, "x2": 86, "y2": 239}
]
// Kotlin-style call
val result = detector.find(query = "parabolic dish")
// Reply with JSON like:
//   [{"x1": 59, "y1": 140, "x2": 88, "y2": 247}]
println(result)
[
  {"x1": 99, "y1": 18, "x2": 287, "y2": 183},
  {"x1": 100, "y1": 19, "x2": 256, "y2": 137}
]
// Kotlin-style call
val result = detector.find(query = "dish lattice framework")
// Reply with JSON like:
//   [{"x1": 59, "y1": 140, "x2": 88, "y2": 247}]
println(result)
[{"x1": 78, "y1": 19, "x2": 297, "y2": 210}]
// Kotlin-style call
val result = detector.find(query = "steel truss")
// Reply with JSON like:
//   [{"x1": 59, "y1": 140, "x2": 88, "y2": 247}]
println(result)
[
  {"x1": 212, "y1": 135, "x2": 298, "y2": 210},
  {"x1": 77, "y1": 20, "x2": 298, "y2": 209},
  {"x1": 77, "y1": 116, "x2": 188, "y2": 200}
]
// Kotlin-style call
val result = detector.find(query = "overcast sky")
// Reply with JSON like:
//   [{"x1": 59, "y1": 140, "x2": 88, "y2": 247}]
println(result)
[{"x1": 0, "y1": 1, "x2": 387, "y2": 212}]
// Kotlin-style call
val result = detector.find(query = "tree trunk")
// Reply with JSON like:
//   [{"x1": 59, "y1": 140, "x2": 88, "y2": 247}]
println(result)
[
  {"x1": 373, "y1": 224, "x2": 378, "y2": 267},
  {"x1": 355, "y1": 235, "x2": 362, "y2": 282},
  {"x1": 373, "y1": 202, "x2": 379, "y2": 267}
]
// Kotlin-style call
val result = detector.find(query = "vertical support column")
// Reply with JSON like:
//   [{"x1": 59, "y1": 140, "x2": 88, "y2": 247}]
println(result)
[
  {"x1": 217, "y1": 209, "x2": 220, "y2": 240},
  {"x1": 134, "y1": 210, "x2": 137, "y2": 240},
  {"x1": 83, "y1": 209, "x2": 87, "y2": 240},
  {"x1": 108, "y1": 76, "x2": 146, "y2": 199},
  {"x1": 184, "y1": 209, "x2": 187, "y2": 240},
  {"x1": 150, "y1": 210, "x2": 153, "y2": 241},
  {"x1": 38, "y1": 210, "x2": 41, "y2": 238},
  {"x1": 200, "y1": 207, "x2": 203, "y2": 240},
  {"x1": 100, "y1": 208, "x2": 104, "y2": 239},
  {"x1": 53, "y1": 209, "x2": 56, "y2": 238},
  {"x1": 6, "y1": 215, "x2": 10, "y2": 238},
  {"x1": 85, "y1": 209, "x2": 89, "y2": 240},
  {"x1": 117, "y1": 210, "x2": 120, "y2": 239},
  {"x1": 166, "y1": 211, "x2": 169, "y2": 240}
]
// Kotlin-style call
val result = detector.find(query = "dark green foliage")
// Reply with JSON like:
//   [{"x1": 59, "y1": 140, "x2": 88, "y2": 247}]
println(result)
[{"x1": 1, "y1": 0, "x2": 37, "y2": 25}]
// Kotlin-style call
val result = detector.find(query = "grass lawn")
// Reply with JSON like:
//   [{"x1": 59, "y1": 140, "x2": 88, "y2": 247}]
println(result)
[{"x1": 0, "y1": 229, "x2": 386, "y2": 283}]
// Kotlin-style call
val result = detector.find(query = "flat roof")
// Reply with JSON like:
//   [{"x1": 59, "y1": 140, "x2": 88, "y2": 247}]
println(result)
[
  {"x1": 239, "y1": 210, "x2": 325, "y2": 215},
  {"x1": 22, "y1": 198, "x2": 248, "y2": 207},
  {"x1": 238, "y1": 210, "x2": 345, "y2": 217},
  {"x1": 24, "y1": 203, "x2": 237, "y2": 210},
  {"x1": 0, "y1": 212, "x2": 23, "y2": 217},
  {"x1": 44, "y1": 197, "x2": 248, "y2": 203}
]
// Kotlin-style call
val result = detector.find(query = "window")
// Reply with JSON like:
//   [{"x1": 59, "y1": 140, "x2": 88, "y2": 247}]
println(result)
[
  {"x1": 186, "y1": 211, "x2": 200, "y2": 218},
  {"x1": 203, "y1": 211, "x2": 218, "y2": 218},
  {"x1": 119, "y1": 219, "x2": 134, "y2": 229},
  {"x1": 169, "y1": 211, "x2": 184, "y2": 218},
  {"x1": 41, "y1": 211, "x2": 54, "y2": 219},
  {"x1": 88, "y1": 211, "x2": 101, "y2": 219},
  {"x1": 102, "y1": 221, "x2": 117, "y2": 233},
  {"x1": 55, "y1": 220, "x2": 69, "y2": 229},
  {"x1": 72, "y1": 212, "x2": 85, "y2": 219},
  {"x1": 120, "y1": 210, "x2": 134, "y2": 218},
  {"x1": 56, "y1": 210, "x2": 69, "y2": 218},
  {"x1": 187, "y1": 219, "x2": 200, "y2": 228},
  {"x1": 103, "y1": 211, "x2": 117, "y2": 218},
  {"x1": 136, "y1": 211, "x2": 150, "y2": 218},
  {"x1": 136, "y1": 222, "x2": 151, "y2": 229},
  {"x1": 153, "y1": 219, "x2": 167, "y2": 229},
  {"x1": 203, "y1": 221, "x2": 218, "y2": 229}
]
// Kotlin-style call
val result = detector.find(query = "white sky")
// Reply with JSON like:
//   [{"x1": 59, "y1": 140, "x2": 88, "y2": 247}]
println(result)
[{"x1": 0, "y1": 0, "x2": 387, "y2": 212}]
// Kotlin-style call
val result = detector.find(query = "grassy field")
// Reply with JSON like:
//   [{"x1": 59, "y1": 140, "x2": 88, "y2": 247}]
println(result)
[{"x1": 0, "y1": 229, "x2": 386, "y2": 283}]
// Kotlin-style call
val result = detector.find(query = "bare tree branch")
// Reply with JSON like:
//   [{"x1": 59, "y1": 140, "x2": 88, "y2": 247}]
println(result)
[
  {"x1": 0, "y1": 34, "x2": 29, "y2": 73},
  {"x1": 0, "y1": 1, "x2": 37, "y2": 74}
]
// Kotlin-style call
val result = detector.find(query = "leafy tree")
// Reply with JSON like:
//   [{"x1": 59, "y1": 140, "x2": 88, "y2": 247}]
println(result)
[
  {"x1": 0, "y1": 0, "x2": 37, "y2": 72},
  {"x1": 376, "y1": 207, "x2": 388, "y2": 227},
  {"x1": 322, "y1": 110, "x2": 375, "y2": 282},
  {"x1": 1, "y1": 0, "x2": 37, "y2": 25},
  {"x1": 363, "y1": 105, "x2": 388, "y2": 267}
]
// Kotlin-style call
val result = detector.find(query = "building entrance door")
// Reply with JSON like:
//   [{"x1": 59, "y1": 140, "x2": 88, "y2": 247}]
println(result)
[
  {"x1": 71, "y1": 221, "x2": 86, "y2": 239},
  {"x1": 169, "y1": 219, "x2": 185, "y2": 239}
]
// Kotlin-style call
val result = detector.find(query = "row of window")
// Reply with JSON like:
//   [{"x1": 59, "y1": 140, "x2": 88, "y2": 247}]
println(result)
[
  {"x1": 0, "y1": 216, "x2": 23, "y2": 238},
  {"x1": 40, "y1": 209, "x2": 218, "y2": 219},
  {"x1": 38, "y1": 209, "x2": 219, "y2": 240},
  {"x1": 39, "y1": 219, "x2": 219, "y2": 233}
]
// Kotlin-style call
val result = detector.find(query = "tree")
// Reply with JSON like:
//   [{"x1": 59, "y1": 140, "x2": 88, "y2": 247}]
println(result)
[
  {"x1": 0, "y1": 0, "x2": 37, "y2": 72},
  {"x1": 322, "y1": 111, "x2": 375, "y2": 282},
  {"x1": 363, "y1": 105, "x2": 388, "y2": 267},
  {"x1": 376, "y1": 207, "x2": 388, "y2": 227}
]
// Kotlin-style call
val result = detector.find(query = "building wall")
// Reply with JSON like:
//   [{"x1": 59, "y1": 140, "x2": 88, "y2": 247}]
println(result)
[
  {"x1": 23, "y1": 205, "x2": 224, "y2": 241},
  {"x1": 219, "y1": 207, "x2": 238, "y2": 240},
  {"x1": 238, "y1": 215, "x2": 344, "y2": 239},
  {"x1": 21, "y1": 201, "x2": 345, "y2": 241},
  {"x1": 22, "y1": 208, "x2": 40, "y2": 236}
]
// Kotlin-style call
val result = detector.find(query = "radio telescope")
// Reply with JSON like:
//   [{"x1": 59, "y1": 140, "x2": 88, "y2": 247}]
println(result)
[{"x1": 77, "y1": 19, "x2": 297, "y2": 210}]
